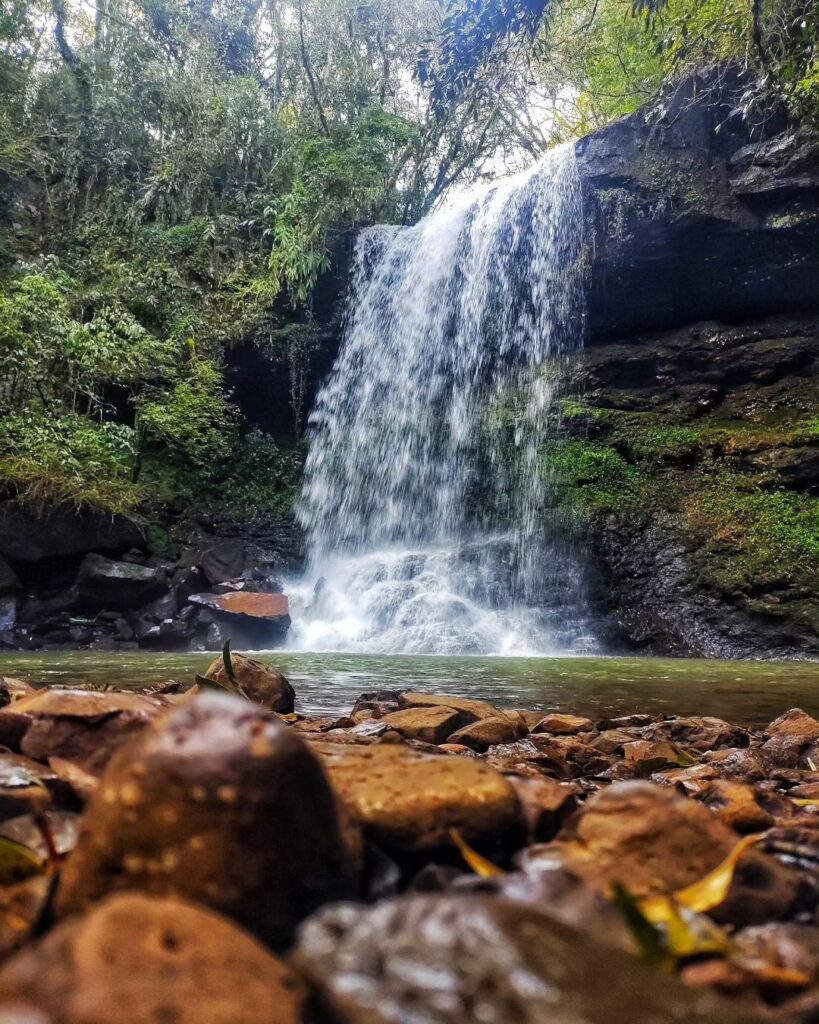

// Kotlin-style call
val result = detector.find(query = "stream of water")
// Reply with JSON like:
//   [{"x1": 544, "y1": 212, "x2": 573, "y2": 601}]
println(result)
[
  {"x1": 290, "y1": 144, "x2": 592, "y2": 656},
  {"x1": 1, "y1": 651, "x2": 818, "y2": 728}
]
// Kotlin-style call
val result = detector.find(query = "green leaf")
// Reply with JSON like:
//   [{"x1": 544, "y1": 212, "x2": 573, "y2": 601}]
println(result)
[
  {"x1": 0, "y1": 837, "x2": 45, "y2": 885},
  {"x1": 194, "y1": 673, "x2": 232, "y2": 693},
  {"x1": 611, "y1": 882, "x2": 671, "y2": 968},
  {"x1": 222, "y1": 639, "x2": 237, "y2": 685}
]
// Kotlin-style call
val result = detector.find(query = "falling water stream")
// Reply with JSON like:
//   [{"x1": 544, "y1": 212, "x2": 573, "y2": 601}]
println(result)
[{"x1": 288, "y1": 144, "x2": 595, "y2": 655}]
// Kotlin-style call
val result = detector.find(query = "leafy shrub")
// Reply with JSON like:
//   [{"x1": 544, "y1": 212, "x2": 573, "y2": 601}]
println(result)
[
  {"x1": 0, "y1": 411, "x2": 140, "y2": 513},
  {"x1": 221, "y1": 430, "x2": 306, "y2": 519},
  {"x1": 136, "y1": 352, "x2": 234, "y2": 472}
]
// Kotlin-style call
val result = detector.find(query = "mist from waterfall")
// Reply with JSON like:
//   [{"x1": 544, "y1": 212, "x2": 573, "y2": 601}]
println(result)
[{"x1": 288, "y1": 143, "x2": 597, "y2": 655}]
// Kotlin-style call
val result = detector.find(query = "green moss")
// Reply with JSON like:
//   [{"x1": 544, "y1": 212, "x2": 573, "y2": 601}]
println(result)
[
  {"x1": 633, "y1": 149, "x2": 708, "y2": 212},
  {"x1": 683, "y1": 476, "x2": 819, "y2": 593},
  {"x1": 627, "y1": 425, "x2": 703, "y2": 463},
  {"x1": 544, "y1": 439, "x2": 643, "y2": 512},
  {"x1": 546, "y1": 400, "x2": 819, "y2": 611}
]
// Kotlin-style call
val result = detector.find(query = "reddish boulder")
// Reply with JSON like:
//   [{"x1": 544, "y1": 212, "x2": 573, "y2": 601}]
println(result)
[
  {"x1": 314, "y1": 741, "x2": 520, "y2": 850},
  {"x1": 448, "y1": 715, "x2": 526, "y2": 752},
  {"x1": 551, "y1": 781, "x2": 737, "y2": 898},
  {"x1": 510, "y1": 776, "x2": 580, "y2": 842},
  {"x1": 532, "y1": 714, "x2": 595, "y2": 736},
  {"x1": 762, "y1": 709, "x2": 819, "y2": 769}
]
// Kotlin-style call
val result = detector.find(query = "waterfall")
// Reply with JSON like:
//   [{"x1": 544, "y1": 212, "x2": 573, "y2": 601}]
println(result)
[{"x1": 288, "y1": 143, "x2": 597, "y2": 655}]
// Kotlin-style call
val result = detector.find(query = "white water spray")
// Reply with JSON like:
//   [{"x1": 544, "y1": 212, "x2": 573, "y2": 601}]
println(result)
[{"x1": 288, "y1": 144, "x2": 596, "y2": 654}]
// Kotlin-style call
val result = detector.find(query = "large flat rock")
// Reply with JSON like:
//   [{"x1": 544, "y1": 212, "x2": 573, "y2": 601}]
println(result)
[{"x1": 312, "y1": 741, "x2": 520, "y2": 850}]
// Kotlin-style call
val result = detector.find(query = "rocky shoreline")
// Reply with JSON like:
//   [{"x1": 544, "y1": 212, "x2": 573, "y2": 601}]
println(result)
[
  {"x1": 0, "y1": 656, "x2": 817, "y2": 1020},
  {"x1": 0, "y1": 511, "x2": 298, "y2": 652}
]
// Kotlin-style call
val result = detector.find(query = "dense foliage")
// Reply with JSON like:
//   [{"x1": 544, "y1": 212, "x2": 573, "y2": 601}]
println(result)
[
  {"x1": 0, "y1": 0, "x2": 816, "y2": 524},
  {"x1": 0, "y1": 0, "x2": 527, "y2": 518}
]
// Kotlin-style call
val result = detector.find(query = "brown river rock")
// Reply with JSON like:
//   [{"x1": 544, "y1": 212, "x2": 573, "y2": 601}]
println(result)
[
  {"x1": 0, "y1": 690, "x2": 166, "y2": 774},
  {"x1": 549, "y1": 780, "x2": 738, "y2": 897},
  {"x1": 57, "y1": 692, "x2": 360, "y2": 950},
  {"x1": 293, "y1": 894, "x2": 759, "y2": 1024},
  {"x1": 397, "y1": 692, "x2": 502, "y2": 722},
  {"x1": 448, "y1": 715, "x2": 527, "y2": 752},
  {"x1": 639, "y1": 716, "x2": 750, "y2": 752},
  {"x1": 0, "y1": 679, "x2": 32, "y2": 708},
  {"x1": 509, "y1": 777, "x2": 580, "y2": 842},
  {"x1": 532, "y1": 713, "x2": 595, "y2": 735},
  {"x1": 761, "y1": 709, "x2": 819, "y2": 769},
  {"x1": 312, "y1": 741, "x2": 520, "y2": 850},
  {"x1": 0, "y1": 893, "x2": 306, "y2": 1024},
  {"x1": 204, "y1": 651, "x2": 295, "y2": 712},
  {"x1": 380, "y1": 706, "x2": 467, "y2": 744}
]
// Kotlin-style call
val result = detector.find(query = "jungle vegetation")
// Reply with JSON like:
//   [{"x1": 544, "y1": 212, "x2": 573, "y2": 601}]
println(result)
[{"x1": 0, "y1": 0, "x2": 816, "y2": 522}]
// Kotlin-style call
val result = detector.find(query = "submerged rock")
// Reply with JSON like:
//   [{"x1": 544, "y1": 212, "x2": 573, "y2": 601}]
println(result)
[
  {"x1": 313, "y1": 741, "x2": 520, "y2": 850},
  {"x1": 0, "y1": 893, "x2": 307, "y2": 1024},
  {"x1": 57, "y1": 692, "x2": 360, "y2": 950},
  {"x1": 294, "y1": 894, "x2": 756, "y2": 1024}
]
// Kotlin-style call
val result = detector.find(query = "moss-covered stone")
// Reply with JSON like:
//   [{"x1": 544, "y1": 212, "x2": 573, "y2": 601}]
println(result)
[{"x1": 539, "y1": 317, "x2": 819, "y2": 655}]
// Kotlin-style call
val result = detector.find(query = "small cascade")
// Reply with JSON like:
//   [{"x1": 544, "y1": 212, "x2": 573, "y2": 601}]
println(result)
[{"x1": 289, "y1": 143, "x2": 597, "y2": 655}]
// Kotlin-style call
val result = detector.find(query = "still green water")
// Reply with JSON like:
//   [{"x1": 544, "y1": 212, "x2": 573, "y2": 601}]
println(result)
[{"x1": 0, "y1": 651, "x2": 817, "y2": 728}]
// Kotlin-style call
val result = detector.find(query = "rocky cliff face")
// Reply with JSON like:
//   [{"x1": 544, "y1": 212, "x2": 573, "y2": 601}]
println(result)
[{"x1": 567, "y1": 73, "x2": 819, "y2": 658}]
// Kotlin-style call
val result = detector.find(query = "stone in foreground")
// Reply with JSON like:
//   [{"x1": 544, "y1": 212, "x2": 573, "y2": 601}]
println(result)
[
  {"x1": 550, "y1": 780, "x2": 737, "y2": 897},
  {"x1": 0, "y1": 893, "x2": 306, "y2": 1024},
  {"x1": 294, "y1": 894, "x2": 758, "y2": 1024},
  {"x1": 57, "y1": 692, "x2": 360, "y2": 950},
  {"x1": 0, "y1": 690, "x2": 165, "y2": 774},
  {"x1": 313, "y1": 741, "x2": 520, "y2": 850}
]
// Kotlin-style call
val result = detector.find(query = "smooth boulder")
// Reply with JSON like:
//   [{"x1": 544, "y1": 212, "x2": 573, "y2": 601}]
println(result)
[
  {"x1": 0, "y1": 893, "x2": 306, "y2": 1024},
  {"x1": 380, "y1": 706, "x2": 466, "y2": 744},
  {"x1": 448, "y1": 716, "x2": 526, "y2": 752},
  {"x1": 76, "y1": 554, "x2": 167, "y2": 611},
  {"x1": 57, "y1": 692, "x2": 360, "y2": 950},
  {"x1": 204, "y1": 652, "x2": 295, "y2": 713},
  {"x1": 549, "y1": 781, "x2": 737, "y2": 897}
]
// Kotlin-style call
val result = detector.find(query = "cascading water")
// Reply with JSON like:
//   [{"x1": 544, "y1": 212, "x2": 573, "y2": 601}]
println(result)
[{"x1": 288, "y1": 143, "x2": 597, "y2": 655}]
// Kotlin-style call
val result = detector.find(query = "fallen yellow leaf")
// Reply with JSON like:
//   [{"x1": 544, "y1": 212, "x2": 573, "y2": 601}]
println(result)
[
  {"x1": 641, "y1": 833, "x2": 763, "y2": 922},
  {"x1": 449, "y1": 828, "x2": 504, "y2": 878}
]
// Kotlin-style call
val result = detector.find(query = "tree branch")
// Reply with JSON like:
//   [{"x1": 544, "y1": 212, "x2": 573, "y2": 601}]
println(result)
[{"x1": 296, "y1": 0, "x2": 330, "y2": 136}]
